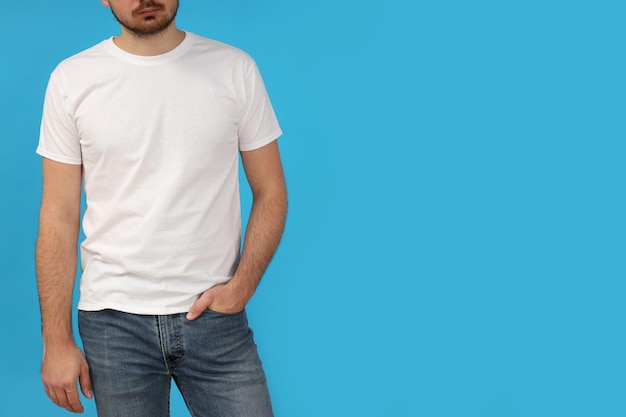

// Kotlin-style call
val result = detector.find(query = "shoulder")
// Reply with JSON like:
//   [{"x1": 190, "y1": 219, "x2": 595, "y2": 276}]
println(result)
[
  {"x1": 53, "y1": 40, "x2": 110, "y2": 73},
  {"x1": 186, "y1": 32, "x2": 256, "y2": 69},
  {"x1": 50, "y1": 40, "x2": 111, "y2": 85}
]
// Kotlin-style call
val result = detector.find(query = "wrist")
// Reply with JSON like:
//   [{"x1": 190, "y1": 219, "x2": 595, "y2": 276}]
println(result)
[
  {"x1": 228, "y1": 275, "x2": 256, "y2": 300},
  {"x1": 42, "y1": 331, "x2": 75, "y2": 348}
]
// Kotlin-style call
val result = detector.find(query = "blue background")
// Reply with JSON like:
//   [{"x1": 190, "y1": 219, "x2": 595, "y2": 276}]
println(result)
[{"x1": 1, "y1": 1, "x2": 625, "y2": 416}]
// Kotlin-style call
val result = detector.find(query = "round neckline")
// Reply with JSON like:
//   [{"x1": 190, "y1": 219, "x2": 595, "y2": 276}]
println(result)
[{"x1": 103, "y1": 31, "x2": 194, "y2": 66}]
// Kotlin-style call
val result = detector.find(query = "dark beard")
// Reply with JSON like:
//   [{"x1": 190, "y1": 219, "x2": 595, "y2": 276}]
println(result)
[{"x1": 110, "y1": 1, "x2": 179, "y2": 37}]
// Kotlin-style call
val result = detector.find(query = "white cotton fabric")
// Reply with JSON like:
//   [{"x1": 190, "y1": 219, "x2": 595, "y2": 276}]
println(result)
[{"x1": 37, "y1": 32, "x2": 282, "y2": 314}]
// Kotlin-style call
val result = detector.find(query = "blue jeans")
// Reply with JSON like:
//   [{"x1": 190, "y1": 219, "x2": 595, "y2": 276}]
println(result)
[{"x1": 78, "y1": 309, "x2": 274, "y2": 417}]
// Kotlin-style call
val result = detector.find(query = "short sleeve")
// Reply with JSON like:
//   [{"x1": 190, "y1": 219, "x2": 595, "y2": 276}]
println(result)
[
  {"x1": 237, "y1": 59, "x2": 282, "y2": 151},
  {"x1": 37, "y1": 74, "x2": 82, "y2": 165}
]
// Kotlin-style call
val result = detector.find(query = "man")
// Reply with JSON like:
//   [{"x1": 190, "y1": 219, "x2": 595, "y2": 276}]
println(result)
[{"x1": 35, "y1": 0, "x2": 287, "y2": 415}]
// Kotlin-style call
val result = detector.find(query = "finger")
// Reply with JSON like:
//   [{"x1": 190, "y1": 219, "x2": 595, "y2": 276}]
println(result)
[
  {"x1": 53, "y1": 384, "x2": 84, "y2": 414},
  {"x1": 186, "y1": 291, "x2": 214, "y2": 320},
  {"x1": 44, "y1": 384, "x2": 59, "y2": 405},
  {"x1": 79, "y1": 362, "x2": 93, "y2": 399},
  {"x1": 64, "y1": 387, "x2": 85, "y2": 413},
  {"x1": 52, "y1": 388, "x2": 70, "y2": 410}
]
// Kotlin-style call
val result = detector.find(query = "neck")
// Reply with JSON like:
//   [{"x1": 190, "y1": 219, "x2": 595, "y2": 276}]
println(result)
[{"x1": 113, "y1": 23, "x2": 185, "y2": 56}]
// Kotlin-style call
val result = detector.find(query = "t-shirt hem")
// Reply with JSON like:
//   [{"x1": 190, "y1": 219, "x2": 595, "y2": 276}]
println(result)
[
  {"x1": 239, "y1": 129, "x2": 283, "y2": 152},
  {"x1": 37, "y1": 147, "x2": 82, "y2": 165},
  {"x1": 77, "y1": 302, "x2": 194, "y2": 316}
]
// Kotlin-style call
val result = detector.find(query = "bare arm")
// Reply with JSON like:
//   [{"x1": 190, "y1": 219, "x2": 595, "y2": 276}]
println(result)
[
  {"x1": 36, "y1": 158, "x2": 92, "y2": 413},
  {"x1": 187, "y1": 140, "x2": 287, "y2": 318}
]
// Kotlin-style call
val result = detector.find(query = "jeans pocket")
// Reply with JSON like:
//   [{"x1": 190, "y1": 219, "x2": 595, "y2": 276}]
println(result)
[{"x1": 205, "y1": 308, "x2": 245, "y2": 317}]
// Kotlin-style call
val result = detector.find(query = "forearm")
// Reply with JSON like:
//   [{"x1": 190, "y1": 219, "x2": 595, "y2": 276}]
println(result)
[
  {"x1": 231, "y1": 189, "x2": 287, "y2": 297},
  {"x1": 36, "y1": 217, "x2": 80, "y2": 346},
  {"x1": 186, "y1": 141, "x2": 286, "y2": 319}
]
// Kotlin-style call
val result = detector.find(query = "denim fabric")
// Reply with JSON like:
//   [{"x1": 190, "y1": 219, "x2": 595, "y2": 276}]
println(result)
[{"x1": 78, "y1": 309, "x2": 273, "y2": 417}]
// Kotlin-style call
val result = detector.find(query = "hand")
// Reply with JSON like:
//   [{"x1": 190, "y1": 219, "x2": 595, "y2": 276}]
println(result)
[
  {"x1": 186, "y1": 281, "x2": 252, "y2": 320},
  {"x1": 42, "y1": 342, "x2": 92, "y2": 413}
]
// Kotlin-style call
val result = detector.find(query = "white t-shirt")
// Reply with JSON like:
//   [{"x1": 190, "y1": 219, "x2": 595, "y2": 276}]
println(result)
[{"x1": 37, "y1": 32, "x2": 282, "y2": 314}]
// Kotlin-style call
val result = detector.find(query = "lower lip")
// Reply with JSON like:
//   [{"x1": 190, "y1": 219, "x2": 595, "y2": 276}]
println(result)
[{"x1": 139, "y1": 9, "x2": 160, "y2": 16}]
